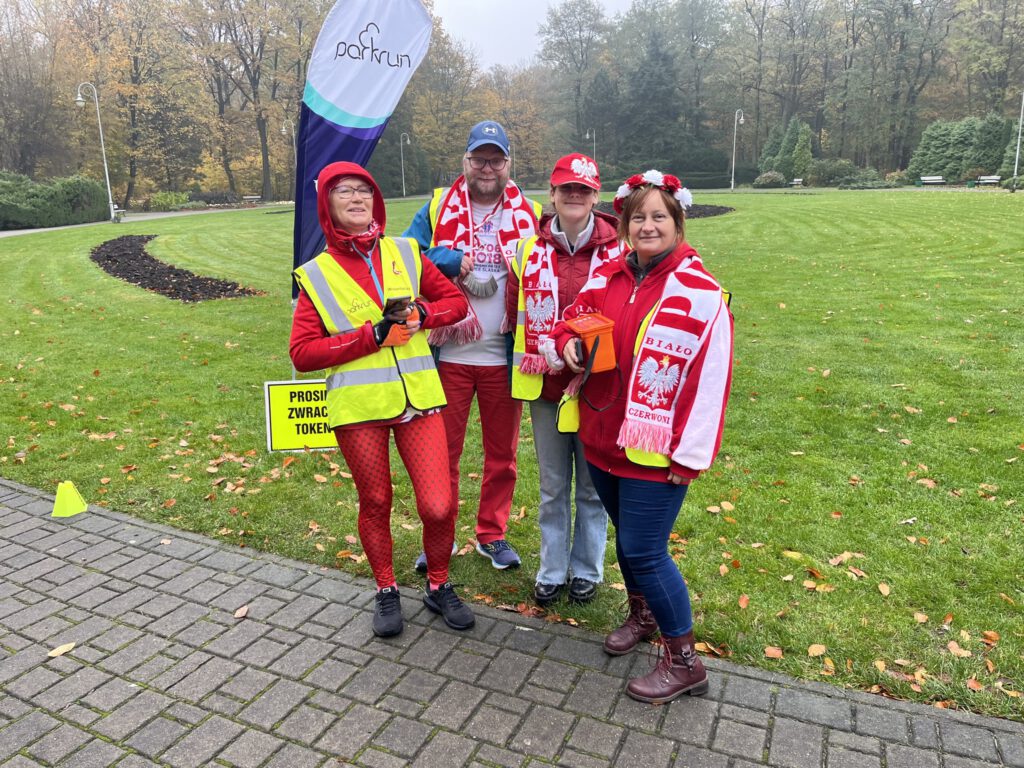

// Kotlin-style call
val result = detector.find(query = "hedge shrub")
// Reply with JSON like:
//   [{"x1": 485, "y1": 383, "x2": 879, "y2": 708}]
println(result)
[
  {"x1": 752, "y1": 171, "x2": 786, "y2": 188},
  {"x1": 0, "y1": 173, "x2": 109, "y2": 230}
]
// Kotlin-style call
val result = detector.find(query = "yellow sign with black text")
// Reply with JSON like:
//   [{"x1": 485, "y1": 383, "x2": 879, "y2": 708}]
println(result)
[{"x1": 264, "y1": 379, "x2": 336, "y2": 452}]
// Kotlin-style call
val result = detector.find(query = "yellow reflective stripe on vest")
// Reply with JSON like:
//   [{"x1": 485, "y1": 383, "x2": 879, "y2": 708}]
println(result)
[
  {"x1": 624, "y1": 304, "x2": 671, "y2": 467},
  {"x1": 390, "y1": 237, "x2": 421, "y2": 289},
  {"x1": 428, "y1": 188, "x2": 446, "y2": 247},
  {"x1": 296, "y1": 259, "x2": 355, "y2": 334},
  {"x1": 511, "y1": 236, "x2": 544, "y2": 401}
]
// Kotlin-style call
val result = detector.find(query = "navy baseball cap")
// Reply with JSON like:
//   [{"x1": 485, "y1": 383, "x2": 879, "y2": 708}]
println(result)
[{"x1": 466, "y1": 121, "x2": 510, "y2": 155}]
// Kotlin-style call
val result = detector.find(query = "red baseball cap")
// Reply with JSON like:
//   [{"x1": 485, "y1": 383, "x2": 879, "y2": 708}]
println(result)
[{"x1": 550, "y1": 153, "x2": 601, "y2": 190}]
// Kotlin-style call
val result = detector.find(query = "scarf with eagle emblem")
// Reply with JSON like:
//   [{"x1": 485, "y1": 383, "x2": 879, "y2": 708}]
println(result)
[
  {"x1": 518, "y1": 236, "x2": 621, "y2": 374},
  {"x1": 616, "y1": 252, "x2": 726, "y2": 456}
]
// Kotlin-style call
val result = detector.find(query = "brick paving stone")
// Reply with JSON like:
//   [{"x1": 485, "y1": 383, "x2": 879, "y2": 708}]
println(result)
[
  {"x1": 34, "y1": 666, "x2": 111, "y2": 710},
  {"x1": 566, "y1": 717, "x2": 624, "y2": 759},
  {"x1": 614, "y1": 729, "x2": 675, "y2": 768},
  {"x1": 661, "y1": 695, "x2": 718, "y2": 747},
  {"x1": 129, "y1": 654, "x2": 176, "y2": 683},
  {"x1": 263, "y1": 742, "x2": 327, "y2": 768},
  {"x1": 768, "y1": 718, "x2": 823, "y2": 768},
  {"x1": 372, "y1": 715, "x2": 433, "y2": 757},
  {"x1": 546, "y1": 635, "x2": 610, "y2": 669},
  {"x1": 5, "y1": 666, "x2": 62, "y2": 699},
  {"x1": 92, "y1": 624, "x2": 144, "y2": 652},
  {"x1": 944, "y1": 756, "x2": 1001, "y2": 768},
  {"x1": 216, "y1": 729, "x2": 284, "y2": 768},
  {"x1": 611, "y1": 695, "x2": 664, "y2": 733},
  {"x1": 437, "y1": 648, "x2": 489, "y2": 684},
  {"x1": 219, "y1": 667, "x2": 277, "y2": 701},
  {"x1": 204, "y1": 693, "x2": 245, "y2": 717},
  {"x1": 670, "y1": 744, "x2": 729, "y2": 768},
  {"x1": 1000, "y1": 733, "x2": 1024, "y2": 768},
  {"x1": 19, "y1": 614, "x2": 73, "y2": 642},
  {"x1": 774, "y1": 689, "x2": 853, "y2": 730},
  {"x1": 315, "y1": 702, "x2": 388, "y2": 760},
  {"x1": 464, "y1": 703, "x2": 522, "y2": 747},
  {"x1": 854, "y1": 704, "x2": 908, "y2": 742},
  {"x1": 26, "y1": 723, "x2": 92, "y2": 764},
  {"x1": 55, "y1": 738, "x2": 125, "y2": 767},
  {"x1": 720, "y1": 675, "x2": 775, "y2": 711},
  {"x1": 115, "y1": 755, "x2": 163, "y2": 768},
  {"x1": 2, "y1": 756, "x2": 47, "y2": 767},
  {"x1": 2, "y1": 598, "x2": 64, "y2": 631},
  {"x1": 123, "y1": 715, "x2": 189, "y2": 759},
  {"x1": 563, "y1": 669, "x2": 621, "y2": 719},
  {"x1": 560, "y1": 749, "x2": 610, "y2": 768},
  {"x1": 826, "y1": 747, "x2": 882, "y2": 768},
  {"x1": 271, "y1": 637, "x2": 334, "y2": 679},
  {"x1": 0, "y1": 711, "x2": 59, "y2": 759},
  {"x1": 303, "y1": 658, "x2": 360, "y2": 693},
  {"x1": 719, "y1": 702, "x2": 768, "y2": 728},
  {"x1": 205, "y1": 620, "x2": 270, "y2": 658},
  {"x1": 829, "y1": 730, "x2": 881, "y2": 754},
  {"x1": 377, "y1": 694, "x2": 425, "y2": 719},
  {"x1": 528, "y1": 658, "x2": 580, "y2": 693},
  {"x1": 908, "y1": 715, "x2": 940, "y2": 748},
  {"x1": 938, "y1": 721, "x2": 1000, "y2": 762},
  {"x1": 885, "y1": 743, "x2": 940, "y2": 768},
  {"x1": 91, "y1": 689, "x2": 171, "y2": 740},
  {"x1": 149, "y1": 650, "x2": 212, "y2": 691},
  {"x1": 342, "y1": 658, "x2": 407, "y2": 704},
  {"x1": 275, "y1": 704, "x2": 337, "y2": 744},
  {"x1": 97, "y1": 634, "x2": 168, "y2": 675},
  {"x1": 421, "y1": 680, "x2": 486, "y2": 730},
  {"x1": 518, "y1": 683, "x2": 565, "y2": 708},
  {"x1": 479, "y1": 649, "x2": 535, "y2": 695},
  {"x1": 52, "y1": 704, "x2": 99, "y2": 729},
  {"x1": 165, "y1": 703, "x2": 206, "y2": 725},
  {"x1": 712, "y1": 719, "x2": 766, "y2": 760},
  {"x1": 412, "y1": 730, "x2": 477, "y2": 768},
  {"x1": 237, "y1": 679, "x2": 311, "y2": 729},
  {"x1": 472, "y1": 743, "x2": 527, "y2": 768},
  {"x1": 81, "y1": 678, "x2": 140, "y2": 711},
  {"x1": 509, "y1": 704, "x2": 575, "y2": 760},
  {"x1": 160, "y1": 714, "x2": 244, "y2": 768},
  {"x1": 249, "y1": 562, "x2": 306, "y2": 588}
]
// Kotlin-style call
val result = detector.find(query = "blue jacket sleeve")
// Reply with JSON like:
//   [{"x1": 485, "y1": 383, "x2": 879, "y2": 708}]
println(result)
[{"x1": 402, "y1": 201, "x2": 464, "y2": 278}]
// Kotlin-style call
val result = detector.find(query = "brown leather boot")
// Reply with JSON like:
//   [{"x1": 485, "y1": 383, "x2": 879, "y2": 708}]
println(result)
[
  {"x1": 603, "y1": 592, "x2": 657, "y2": 656},
  {"x1": 625, "y1": 631, "x2": 709, "y2": 704}
]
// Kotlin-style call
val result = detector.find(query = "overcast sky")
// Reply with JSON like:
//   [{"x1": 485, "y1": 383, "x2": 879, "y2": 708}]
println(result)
[{"x1": 432, "y1": 0, "x2": 635, "y2": 70}]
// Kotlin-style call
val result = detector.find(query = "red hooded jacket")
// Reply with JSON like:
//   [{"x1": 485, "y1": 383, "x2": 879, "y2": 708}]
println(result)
[
  {"x1": 289, "y1": 161, "x2": 467, "y2": 373},
  {"x1": 505, "y1": 210, "x2": 620, "y2": 402}
]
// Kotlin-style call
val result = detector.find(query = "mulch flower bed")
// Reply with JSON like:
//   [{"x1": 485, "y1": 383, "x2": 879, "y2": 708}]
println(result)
[{"x1": 90, "y1": 235, "x2": 265, "y2": 303}]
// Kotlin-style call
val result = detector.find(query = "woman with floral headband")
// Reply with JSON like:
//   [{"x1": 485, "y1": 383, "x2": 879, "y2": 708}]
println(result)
[{"x1": 549, "y1": 170, "x2": 734, "y2": 703}]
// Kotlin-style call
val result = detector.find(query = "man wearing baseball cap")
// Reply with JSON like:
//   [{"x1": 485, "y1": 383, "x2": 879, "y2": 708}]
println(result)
[
  {"x1": 404, "y1": 121, "x2": 542, "y2": 572},
  {"x1": 505, "y1": 153, "x2": 619, "y2": 607}
]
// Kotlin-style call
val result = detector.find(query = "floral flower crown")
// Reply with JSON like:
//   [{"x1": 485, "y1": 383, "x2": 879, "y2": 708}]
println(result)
[{"x1": 613, "y1": 169, "x2": 693, "y2": 213}]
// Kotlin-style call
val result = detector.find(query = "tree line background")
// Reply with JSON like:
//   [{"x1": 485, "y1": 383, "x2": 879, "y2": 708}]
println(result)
[{"x1": 2, "y1": 0, "x2": 1022, "y2": 205}]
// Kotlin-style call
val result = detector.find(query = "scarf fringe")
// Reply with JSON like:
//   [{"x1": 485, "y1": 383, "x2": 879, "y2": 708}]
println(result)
[
  {"x1": 617, "y1": 419, "x2": 673, "y2": 456},
  {"x1": 430, "y1": 315, "x2": 483, "y2": 346},
  {"x1": 563, "y1": 373, "x2": 584, "y2": 397},
  {"x1": 499, "y1": 313, "x2": 511, "y2": 335},
  {"x1": 519, "y1": 353, "x2": 549, "y2": 375}
]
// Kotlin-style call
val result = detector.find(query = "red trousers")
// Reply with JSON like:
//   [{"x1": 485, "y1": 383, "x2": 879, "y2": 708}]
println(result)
[
  {"x1": 336, "y1": 413, "x2": 454, "y2": 588},
  {"x1": 438, "y1": 362, "x2": 522, "y2": 544}
]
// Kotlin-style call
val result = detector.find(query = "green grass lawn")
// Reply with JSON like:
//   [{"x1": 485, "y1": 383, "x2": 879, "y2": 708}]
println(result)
[{"x1": 1, "y1": 189, "x2": 1022, "y2": 719}]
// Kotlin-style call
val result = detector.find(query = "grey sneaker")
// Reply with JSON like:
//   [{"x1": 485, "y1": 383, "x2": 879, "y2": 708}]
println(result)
[
  {"x1": 372, "y1": 586, "x2": 403, "y2": 637},
  {"x1": 422, "y1": 582, "x2": 475, "y2": 630},
  {"x1": 475, "y1": 539, "x2": 521, "y2": 569},
  {"x1": 414, "y1": 541, "x2": 459, "y2": 574}
]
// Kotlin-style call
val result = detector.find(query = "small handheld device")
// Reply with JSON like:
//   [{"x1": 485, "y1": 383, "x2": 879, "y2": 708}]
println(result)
[
  {"x1": 382, "y1": 295, "x2": 412, "y2": 317},
  {"x1": 573, "y1": 338, "x2": 585, "y2": 365}
]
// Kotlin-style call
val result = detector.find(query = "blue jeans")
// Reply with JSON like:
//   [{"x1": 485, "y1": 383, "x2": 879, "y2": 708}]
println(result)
[
  {"x1": 531, "y1": 399, "x2": 607, "y2": 585},
  {"x1": 587, "y1": 463, "x2": 693, "y2": 637}
]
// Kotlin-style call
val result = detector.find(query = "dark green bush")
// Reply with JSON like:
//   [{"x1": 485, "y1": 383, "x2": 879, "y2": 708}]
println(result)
[
  {"x1": 838, "y1": 168, "x2": 896, "y2": 189},
  {"x1": 189, "y1": 190, "x2": 241, "y2": 205},
  {"x1": 807, "y1": 158, "x2": 858, "y2": 186},
  {"x1": 0, "y1": 174, "x2": 108, "y2": 230},
  {"x1": 753, "y1": 171, "x2": 786, "y2": 188}
]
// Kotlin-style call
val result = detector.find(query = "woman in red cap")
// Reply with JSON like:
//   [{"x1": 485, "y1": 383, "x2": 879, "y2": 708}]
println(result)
[
  {"x1": 506, "y1": 153, "x2": 621, "y2": 607},
  {"x1": 290, "y1": 161, "x2": 473, "y2": 638},
  {"x1": 550, "y1": 170, "x2": 733, "y2": 703}
]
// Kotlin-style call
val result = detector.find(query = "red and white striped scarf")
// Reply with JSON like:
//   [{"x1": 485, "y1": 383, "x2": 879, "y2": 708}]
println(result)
[
  {"x1": 429, "y1": 176, "x2": 538, "y2": 346},
  {"x1": 519, "y1": 237, "x2": 621, "y2": 374}
]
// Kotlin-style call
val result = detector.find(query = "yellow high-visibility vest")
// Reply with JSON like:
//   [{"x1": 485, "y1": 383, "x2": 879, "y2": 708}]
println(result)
[
  {"x1": 292, "y1": 237, "x2": 445, "y2": 428},
  {"x1": 510, "y1": 236, "x2": 544, "y2": 401}
]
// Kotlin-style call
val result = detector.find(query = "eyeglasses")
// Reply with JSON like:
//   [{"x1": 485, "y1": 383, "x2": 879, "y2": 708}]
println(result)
[
  {"x1": 331, "y1": 185, "x2": 374, "y2": 199},
  {"x1": 465, "y1": 156, "x2": 509, "y2": 171}
]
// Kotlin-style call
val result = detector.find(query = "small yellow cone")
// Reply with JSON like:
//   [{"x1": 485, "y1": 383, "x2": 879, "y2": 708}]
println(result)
[{"x1": 52, "y1": 481, "x2": 88, "y2": 518}]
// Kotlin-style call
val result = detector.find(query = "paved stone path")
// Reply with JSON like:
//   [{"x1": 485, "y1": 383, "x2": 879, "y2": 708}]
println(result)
[{"x1": 0, "y1": 477, "x2": 1021, "y2": 767}]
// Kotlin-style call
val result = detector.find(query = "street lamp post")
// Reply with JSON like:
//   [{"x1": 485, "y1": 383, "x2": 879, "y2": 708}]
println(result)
[
  {"x1": 585, "y1": 128, "x2": 596, "y2": 161},
  {"x1": 399, "y1": 132, "x2": 411, "y2": 196},
  {"x1": 731, "y1": 109, "x2": 745, "y2": 191},
  {"x1": 1013, "y1": 90, "x2": 1023, "y2": 193},
  {"x1": 281, "y1": 120, "x2": 297, "y2": 197},
  {"x1": 74, "y1": 82, "x2": 117, "y2": 222}
]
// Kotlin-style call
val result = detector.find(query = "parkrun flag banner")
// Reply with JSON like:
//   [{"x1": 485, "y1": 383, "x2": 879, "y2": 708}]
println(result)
[{"x1": 292, "y1": 0, "x2": 432, "y2": 284}]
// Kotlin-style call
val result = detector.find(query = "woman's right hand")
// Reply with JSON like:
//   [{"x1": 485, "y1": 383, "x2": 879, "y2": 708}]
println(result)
[{"x1": 562, "y1": 338, "x2": 584, "y2": 373}]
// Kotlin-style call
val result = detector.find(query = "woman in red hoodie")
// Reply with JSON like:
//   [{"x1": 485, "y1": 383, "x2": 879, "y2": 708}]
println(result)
[
  {"x1": 551, "y1": 170, "x2": 733, "y2": 704},
  {"x1": 506, "y1": 153, "x2": 620, "y2": 608},
  {"x1": 290, "y1": 161, "x2": 472, "y2": 639}
]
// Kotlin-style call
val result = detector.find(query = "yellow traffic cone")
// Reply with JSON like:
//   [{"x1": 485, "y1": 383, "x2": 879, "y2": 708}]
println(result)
[{"x1": 52, "y1": 481, "x2": 88, "y2": 518}]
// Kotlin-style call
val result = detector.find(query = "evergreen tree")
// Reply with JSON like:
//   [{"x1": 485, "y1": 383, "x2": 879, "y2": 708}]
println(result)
[
  {"x1": 759, "y1": 125, "x2": 784, "y2": 173},
  {"x1": 774, "y1": 118, "x2": 801, "y2": 180},
  {"x1": 942, "y1": 117, "x2": 979, "y2": 180},
  {"x1": 998, "y1": 120, "x2": 1023, "y2": 180},
  {"x1": 792, "y1": 123, "x2": 814, "y2": 179},
  {"x1": 964, "y1": 113, "x2": 1011, "y2": 175}
]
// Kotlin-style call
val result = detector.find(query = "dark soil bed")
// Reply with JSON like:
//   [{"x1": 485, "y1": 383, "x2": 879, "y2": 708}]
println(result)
[
  {"x1": 594, "y1": 201, "x2": 734, "y2": 218},
  {"x1": 90, "y1": 235, "x2": 265, "y2": 302}
]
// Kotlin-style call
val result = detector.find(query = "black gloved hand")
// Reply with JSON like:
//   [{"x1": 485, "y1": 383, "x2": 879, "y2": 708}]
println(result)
[{"x1": 372, "y1": 316, "x2": 411, "y2": 347}]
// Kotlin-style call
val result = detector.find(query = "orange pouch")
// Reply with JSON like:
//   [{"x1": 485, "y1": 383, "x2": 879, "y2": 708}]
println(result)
[{"x1": 565, "y1": 313, "x2": 616, "y2": 373}]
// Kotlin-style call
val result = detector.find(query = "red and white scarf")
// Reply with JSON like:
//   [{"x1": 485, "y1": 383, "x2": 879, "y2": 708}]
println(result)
[
  {"x1": 429, "y1": 176, "x2": 538, "y2": 346},
  {"x1": 519, "y1": 238, "x2": 621, "y2": 374},
  {"x1": 617, "y1": 256, "x2": 725, "y2": 455}
]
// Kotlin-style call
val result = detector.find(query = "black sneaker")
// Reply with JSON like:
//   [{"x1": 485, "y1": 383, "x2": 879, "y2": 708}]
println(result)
[
  {"x1": 568, "y1": 578, "x2": 597, "y2": 605},
  {"x1": 372, "y1": 586, "x2": 403, "y2": 637},
  {"x1": 534, "y1": 582, "x2": 564, "y2": 607},
  {"x1": 423, "y1": 582, "x2": 475, "y2": 630}
]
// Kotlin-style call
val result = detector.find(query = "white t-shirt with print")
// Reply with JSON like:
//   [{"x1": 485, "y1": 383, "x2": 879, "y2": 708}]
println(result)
[{"x1": 438, "y1": 199, "x2": 509, "y2": 366}]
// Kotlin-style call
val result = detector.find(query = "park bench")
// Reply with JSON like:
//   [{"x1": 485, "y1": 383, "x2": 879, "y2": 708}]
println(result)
[
  {"x1": 242, "y1": 195, "x2": 262, "y2": 204},
  {"x1": 789, "y1": 178, "x2": 803, "y2": 187},
  {"x1": 977, "y1": 175, "x2": 1001, "y2": 185},
  {"x1": 112, "y1": 207, "x2": 125, "y2": 223},
  {"x1": 920, "y1": 176, "x2": 945, "y2": 185}
]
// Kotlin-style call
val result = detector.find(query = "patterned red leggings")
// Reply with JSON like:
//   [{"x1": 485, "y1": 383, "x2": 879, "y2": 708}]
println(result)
[{"x1": 336, "y1": 413, "x2": 454, "y2": 588}]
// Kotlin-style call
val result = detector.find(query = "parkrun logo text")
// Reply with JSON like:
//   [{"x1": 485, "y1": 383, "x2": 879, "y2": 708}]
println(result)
[{"x1": 334, "y1": 23, "x2": 412, "y2": 68}]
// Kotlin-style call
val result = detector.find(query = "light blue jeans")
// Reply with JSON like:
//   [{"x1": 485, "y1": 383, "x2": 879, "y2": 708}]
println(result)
[{"x1": 530, "y1": 399, "x2": 608, "y2": 585}]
